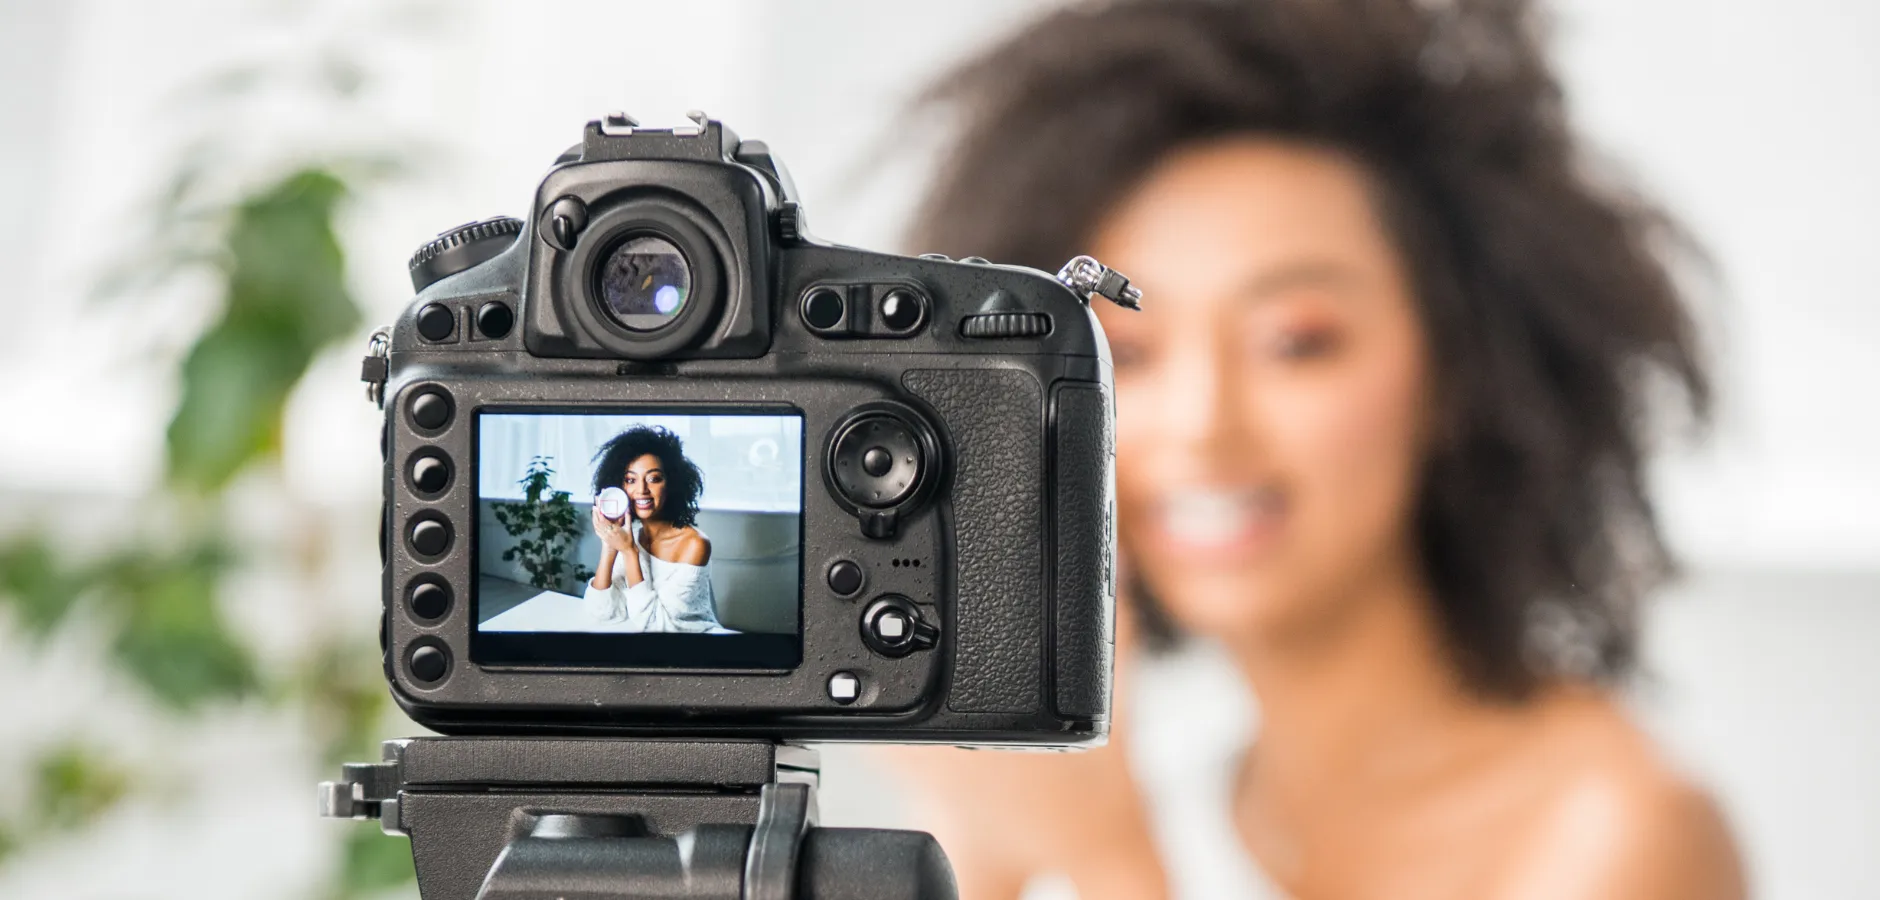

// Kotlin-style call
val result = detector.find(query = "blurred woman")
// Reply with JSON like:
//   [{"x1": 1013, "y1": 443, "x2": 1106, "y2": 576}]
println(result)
[
  {"x1": 585, "y1": 425, "x2": 718, "y2": 632},
  {"x1": 885, "y1": 1, "x2": 1744, "y2": 897}
]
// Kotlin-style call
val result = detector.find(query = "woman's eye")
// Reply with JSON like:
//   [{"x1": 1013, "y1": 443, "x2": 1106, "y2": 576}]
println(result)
[
  {"x1": 1267, "y1": 328, "x2": 1341, "y2": 360},
  {"x1": 1110, "y1": 339, "x2": 1153, "y2": 370}
]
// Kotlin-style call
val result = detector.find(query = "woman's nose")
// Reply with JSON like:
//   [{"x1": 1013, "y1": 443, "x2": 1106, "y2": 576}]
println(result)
[{"x1": 1157, "y1": 337, "x2": 1243, "y2": 454}]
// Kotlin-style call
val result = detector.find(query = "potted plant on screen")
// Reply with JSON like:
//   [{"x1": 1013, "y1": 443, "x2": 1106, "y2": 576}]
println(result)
[{"x1": 491, "y1": 456, "x2": 586, "y2": 594}]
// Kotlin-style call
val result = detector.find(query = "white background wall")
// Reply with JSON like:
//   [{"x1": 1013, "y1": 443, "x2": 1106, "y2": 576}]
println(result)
[{"x1": 0, "y1": 1, "x2": 1874, "y2": 898}]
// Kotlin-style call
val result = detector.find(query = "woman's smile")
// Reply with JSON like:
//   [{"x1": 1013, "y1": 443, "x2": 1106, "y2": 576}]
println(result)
[{"x1": 1144, "y1": 483, "x2": 1288, "y2": 566}]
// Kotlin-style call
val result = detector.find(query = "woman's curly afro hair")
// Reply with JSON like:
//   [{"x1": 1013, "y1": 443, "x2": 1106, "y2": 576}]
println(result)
[
  {"x1": 591, "y1": 426, "x2": 705, "y2": 528},
  {"x1": 908, "y1": 0, "x2": 1712, "y2": 698}
]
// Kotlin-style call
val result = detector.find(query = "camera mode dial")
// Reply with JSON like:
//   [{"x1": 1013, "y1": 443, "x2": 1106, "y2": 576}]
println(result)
[{"x1": 408, "y1": 217, "x2": 522, "y2": 292}]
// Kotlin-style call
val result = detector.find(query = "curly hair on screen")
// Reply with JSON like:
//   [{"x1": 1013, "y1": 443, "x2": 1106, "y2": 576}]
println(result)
[
  {"x1": 908, "y1": 0, "x2": 1711, "y2": 698},
  {"x1": 591, "y1": 426, "x2": 705, "y2": 528}
]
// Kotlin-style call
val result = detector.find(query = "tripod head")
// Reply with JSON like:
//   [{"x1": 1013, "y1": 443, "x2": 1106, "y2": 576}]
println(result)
[{"x1": 321, "y1": 737, "x2": 955, "y2": 899}]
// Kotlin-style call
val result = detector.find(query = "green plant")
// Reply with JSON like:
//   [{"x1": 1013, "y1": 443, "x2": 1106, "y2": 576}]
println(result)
[
  {"x1": 0, "y1": 10, "x2": 428, "y2": 894},
  {"x1": 491, "y1": 456, "x2": 585, "y2": 593}
]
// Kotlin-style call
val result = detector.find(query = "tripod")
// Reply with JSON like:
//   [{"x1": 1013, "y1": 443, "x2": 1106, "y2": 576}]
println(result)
[{"x1": 320, "y1": 737, "x2": 957, "y2": 899}]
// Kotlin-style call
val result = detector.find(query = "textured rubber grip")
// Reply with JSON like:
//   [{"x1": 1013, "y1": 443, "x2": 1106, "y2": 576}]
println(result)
[
  {"x1": 1050, "y1": 385, "x2": 1115, "y2": 720},
  {"x1": 904, "y1": 368, "x2": 1043, "y2": 715}
]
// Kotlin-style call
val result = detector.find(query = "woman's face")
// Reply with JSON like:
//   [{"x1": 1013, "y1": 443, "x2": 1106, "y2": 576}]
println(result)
[
  {"x1": 622, "y1": 453, "x2": 668, "y2": 521},
  {"x1": 1091, "y1": 138, "x2": 1433, "y2": 644}
]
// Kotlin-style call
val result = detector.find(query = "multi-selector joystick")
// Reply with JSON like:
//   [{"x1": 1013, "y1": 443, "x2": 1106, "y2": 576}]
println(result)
[{"x1": 825, "y1": 403, "x2": 942, "y2": 540}]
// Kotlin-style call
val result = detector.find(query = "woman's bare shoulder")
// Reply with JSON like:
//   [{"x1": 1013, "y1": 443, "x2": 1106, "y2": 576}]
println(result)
[
  {"x1": 671, "y1": 528, "x2": 712, "y2": 566},
  {"x1": 1495, "y1": 691, "x2": 1744, "y2": 899}
]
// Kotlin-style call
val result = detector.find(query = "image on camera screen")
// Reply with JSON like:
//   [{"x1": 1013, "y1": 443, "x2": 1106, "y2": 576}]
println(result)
[{"x1": 471, "y1": 410, "x2": 803, "y2": 669}]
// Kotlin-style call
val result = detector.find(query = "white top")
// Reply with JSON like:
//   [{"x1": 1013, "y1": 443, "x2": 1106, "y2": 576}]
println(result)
[{"x1": 581, "y1": 532, "x2": 721, "y2": 633}]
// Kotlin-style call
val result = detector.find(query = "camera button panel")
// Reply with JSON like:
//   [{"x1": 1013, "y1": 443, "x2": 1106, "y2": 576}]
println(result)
[
  {"x1": 801, "y1": 287, "x2": 845, "y2": 330},
  {"x1": 826, "y1": 559, "x2": 865, "y2": 597},
  {"x1": 861, "y1": 595, "x2": 938, "y2": 659},
  {"x1": 408, "y1": 451, "x2": 452, "y2": 496},
  {"x1": 831, "y1": 418, "x2": 921, "y2": 508},
  {"x1": 827, "y1": 671, "x2": 861, "y2": 705},
  {"x1": 407, "y1": 576, "x2": 451, "y2": 622},
  {"x1": 416, "y1": 303, "x2": 457, "y2": 342},
  {"x1": 408, "y1": 389, "x2": 454, "y2": 432},
  {"x1": 407, "y1": 641, "x2": 451, "y2": 685},
  {"x1": 800, "y1": 283, "x2": 929, "y2": 338},
  {"x1": 476, "y1": 301, "x2": 514, "y2": 339},
  {"x1": 408, "y1": 514, "x2": 452, "y2": 559}
]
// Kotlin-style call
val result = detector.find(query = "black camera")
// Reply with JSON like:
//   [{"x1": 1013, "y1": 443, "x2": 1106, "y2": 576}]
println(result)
[{"x1": 368, "y1": 113, "x2": 1135, "y2": 746}]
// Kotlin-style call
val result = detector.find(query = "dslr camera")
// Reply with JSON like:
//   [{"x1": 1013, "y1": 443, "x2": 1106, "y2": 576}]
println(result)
[{"x1": 367, "y1": 112, "x2": 1134, "y2": 746}]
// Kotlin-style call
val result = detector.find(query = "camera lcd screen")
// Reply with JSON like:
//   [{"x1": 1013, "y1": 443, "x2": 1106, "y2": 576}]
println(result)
[{"x1": 471, "y1": 409, "x2": 803, "y2": 669}]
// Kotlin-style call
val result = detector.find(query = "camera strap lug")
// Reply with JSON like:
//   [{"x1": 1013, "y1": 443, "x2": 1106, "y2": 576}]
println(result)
[
  {"x1": 1056, "y1": 255, "x2": 1143, "y2": 311},
  {"x1": 361, "y1": 325, "x2": 391, "y2": 407}
]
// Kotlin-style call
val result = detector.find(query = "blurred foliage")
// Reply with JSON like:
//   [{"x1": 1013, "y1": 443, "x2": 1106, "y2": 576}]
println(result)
[
  {"x1": 493, "y1": 456, "x2": 586, "y2": 594},
  {"x1": 28, "y1": 744, "x2": 133, "y2": 834},
  {"x1": 0, "y1": 529, "x2": 257, "y2": 710},
  {"x1": 0, "y1": 743, "x2": 133, "y2": 865},
  {"x1": 0, "y1": 159, "x2": 394, "y2": 897},
  {"x1": 169, "y1": 170, "x2": 359, "y2": 493},
  {"x1": 335, "y1": 825, "x2": 417, "y2": 899},
  {"x1": 0, "y1": 60, "x2": 414, "y2": 900}
]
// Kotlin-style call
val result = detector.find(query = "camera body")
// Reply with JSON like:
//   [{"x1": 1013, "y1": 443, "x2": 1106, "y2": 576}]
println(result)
[{"x1": 374, "y1": 115, "x2": 1118, "y2": 746}]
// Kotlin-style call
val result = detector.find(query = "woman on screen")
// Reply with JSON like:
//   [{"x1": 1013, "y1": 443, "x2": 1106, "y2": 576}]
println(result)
[{"x1": 584, "y1": 425, "x2": 720, "y2": 632}]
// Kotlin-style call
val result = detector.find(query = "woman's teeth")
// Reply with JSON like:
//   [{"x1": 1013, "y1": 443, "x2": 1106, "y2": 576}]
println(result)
[{"x1": 1159, "y1": 488, "x2": 1283, "y2": 546}]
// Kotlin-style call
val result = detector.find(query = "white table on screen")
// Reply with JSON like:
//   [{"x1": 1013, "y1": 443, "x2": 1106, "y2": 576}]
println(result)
[{"x1": 481, "y1": 590, "x2": 739, "y2": 634}]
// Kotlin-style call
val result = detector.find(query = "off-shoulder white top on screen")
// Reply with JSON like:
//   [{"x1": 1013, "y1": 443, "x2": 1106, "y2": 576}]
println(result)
[{"x1": 582, "y1": 535, "x2": 720, "y2": 633}]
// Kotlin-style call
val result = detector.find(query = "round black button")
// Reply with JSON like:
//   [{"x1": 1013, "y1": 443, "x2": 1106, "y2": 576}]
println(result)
[
  {"x1": 409, "y1": 580, "x2": 451, "y2": 620},
  {"x1": 862, "y1": 446, "x2": 893, "y2": 477},
  {"x1": 409, "y1": 644, "x2": 449, "y2": 683},
  {"x1": 409, "y1": 517, "x2": 451, "y2": 558},
  {"x1": 477, "y1": 300, "x2": 514, "y2": 339},
  {"x1": 803, "y1": 287, "x2": 845, "y2": 330},
  {"x1": 416, "y1": 303, "x2": 455, "y2": 341},
  {"x1": 410, "y1": 390, "x2": 453, "y2": 431},
  {"x1": 827, "y1": 560, "x2": 865, "y2": 597},
  {"x1": 879, "y1": 289, "x2": 923, "y2": 332},
  {"x1": 411, "y1": 453, "x2": 451, "y2": 495}
]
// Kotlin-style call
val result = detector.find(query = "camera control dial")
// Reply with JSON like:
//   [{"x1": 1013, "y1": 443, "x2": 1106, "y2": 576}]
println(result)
[{"x1": 408, "y1": 217, "x2": 522, "y2": 292}]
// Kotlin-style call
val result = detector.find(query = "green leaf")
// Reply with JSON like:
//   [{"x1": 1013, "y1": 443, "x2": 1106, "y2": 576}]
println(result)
[
  {"x1": 0, "y1": 531, "x2": 92, "y2": 637},
  {"x1": 166, "y1": 169, "x2": 360, "y2": 492},
  {"x1": 99, "y1": 541, "x2": 259, "y2": 710},
  {"x1": 30, "y1": 742, "x2": 132, "y2": 833}
]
